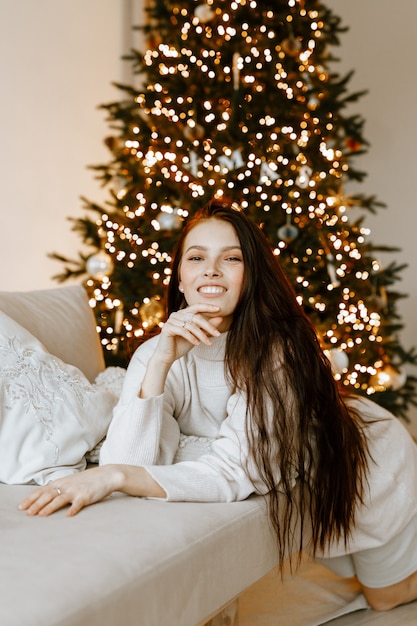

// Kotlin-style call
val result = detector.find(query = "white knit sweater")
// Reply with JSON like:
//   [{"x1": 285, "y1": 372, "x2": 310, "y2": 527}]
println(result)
[
  {"x1": 100, "y1": 332, "x2": 266, "y2": 501},
  {"x1": 100, "y1": 332, "x2": 417, "y2": 556}
]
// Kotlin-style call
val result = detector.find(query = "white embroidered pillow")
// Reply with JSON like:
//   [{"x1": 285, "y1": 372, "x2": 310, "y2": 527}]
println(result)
[
  {"x1": 173, "y1": 434, "x2": 215, "y2": 463},
  {"x1": 0, "y1": 310, "x2": 117, "y2": 485}
]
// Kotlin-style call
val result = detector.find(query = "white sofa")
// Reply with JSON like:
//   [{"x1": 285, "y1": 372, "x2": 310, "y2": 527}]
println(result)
[
  {"x1": 0, "y1": 285, "x2": 278, "y2": 626},
  {"x1": 2, "y1": 286, "x2": 416, "y2": 626}
]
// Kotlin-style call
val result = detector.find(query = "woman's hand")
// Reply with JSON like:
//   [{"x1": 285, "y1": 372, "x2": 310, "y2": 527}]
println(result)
[
  {"x1": 155, "y1": 304, "x2": 223, "y2": 365},
  {"x1": 18, "y1": 465, "x2": 166, "y2": 517},
  {"x1": 18, "y1": 466, "x2": 122, "y2": 517},
  {"x1": 138, "y1": 304, "x2": 223, "y2": 399}
]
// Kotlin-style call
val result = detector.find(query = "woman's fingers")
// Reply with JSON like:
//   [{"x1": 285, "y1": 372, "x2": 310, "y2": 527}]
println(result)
[
  {"x1": 170, "y1": 307, "x2": 222, "y2": 342},
  {"x1": 155, "y1": 305, "x2": 223, "y2": 363},
  {"x1": 169, "y1": 317, "x2": 220, "y2": 346},
  {"x1": 18, "y1": 467, "x2": 116, "y2": 517},
  {"x1": 19, "y1": 484, "x2": 71, "y2": 516},
  {"x1": 185, "y1": 315, "x2": 223, "y2": 343}
]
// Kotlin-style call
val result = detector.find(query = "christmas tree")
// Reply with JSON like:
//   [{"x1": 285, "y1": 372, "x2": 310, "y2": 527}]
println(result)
[{"x1": 51, "y1": 0, "x2": 417, "y2": 418}]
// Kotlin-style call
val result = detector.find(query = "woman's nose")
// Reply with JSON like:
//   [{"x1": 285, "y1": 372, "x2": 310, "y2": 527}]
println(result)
[{"x1": 203, "y1": 266, "x2": 220, "y2": 277}]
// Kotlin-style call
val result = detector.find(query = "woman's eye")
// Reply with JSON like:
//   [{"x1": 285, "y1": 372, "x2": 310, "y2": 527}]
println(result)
[{"x1": 226, "y1": 256, "x2": 242, "y2": 262}]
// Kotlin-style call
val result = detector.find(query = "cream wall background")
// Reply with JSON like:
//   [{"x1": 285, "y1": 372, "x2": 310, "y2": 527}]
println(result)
[
  {"x1": 1, "y1": 1, "x2": 416, "y2": 431},
  {"x1": 0, "y1": 0, "x2": 131, "y2": 291}
]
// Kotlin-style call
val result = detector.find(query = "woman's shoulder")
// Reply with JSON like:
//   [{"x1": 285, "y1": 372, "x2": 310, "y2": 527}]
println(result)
[
  {"x1": 346, "y1": 394, "x2": 415, "y2": 448},
  {"x1": 345, "y1": 394, "x2": 394, "y2": 420}
]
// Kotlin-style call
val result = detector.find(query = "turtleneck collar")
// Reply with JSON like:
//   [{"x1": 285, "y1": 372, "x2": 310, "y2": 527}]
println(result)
[{"x1": 191, "y1": 330, "x2": 228, "y2": 362}]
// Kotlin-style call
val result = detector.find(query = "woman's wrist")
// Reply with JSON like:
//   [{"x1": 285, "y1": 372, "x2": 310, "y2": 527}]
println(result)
[
  {"x1": 109, "y1": 464, "x2": 167, "y2": 499},
  {"x1": 139, "y1": 354, "x2": 171, "y2": 398},
  {"x1": 148, "y1": 351, "x2": 175, "y2": 371},
  {"x1": 106, "y1": 464, "x2": 127, "y2": 492}
]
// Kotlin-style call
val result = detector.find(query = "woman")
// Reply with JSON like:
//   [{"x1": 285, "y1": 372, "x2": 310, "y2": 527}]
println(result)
[{"x1": 19, "y1": 198, "x2": 417, "y2": 611}]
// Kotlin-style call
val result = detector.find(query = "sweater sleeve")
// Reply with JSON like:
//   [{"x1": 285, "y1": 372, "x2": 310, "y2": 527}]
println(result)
[
  {"x1": 100, "y1": 334, "x2": 276, "y2": 502},
  {"x1": 99, "y1": 337, "x2": 181, "y2": 466},
  {"x1": 144, "y1": 393, "x2": 272, "y2": 502}
]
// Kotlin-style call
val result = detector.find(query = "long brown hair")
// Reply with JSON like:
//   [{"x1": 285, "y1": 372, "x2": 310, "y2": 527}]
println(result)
[{"x1": 168, "y1": 198, "x2": 369, "y2": 567}]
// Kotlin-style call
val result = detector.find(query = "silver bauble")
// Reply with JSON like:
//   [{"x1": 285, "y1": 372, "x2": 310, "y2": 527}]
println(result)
[
  {"x1": 194, "y1": 3, "x2": 215, "y2": 23},
  {"x1": 277, "y1": 224, "x2": 299, "y2": 242},
  {"x1": 156, "y1": 210, "x2": 182, "y2": 230},
  {"x1": 86, "y1": 251, "x2": 114, "y2": 279}
]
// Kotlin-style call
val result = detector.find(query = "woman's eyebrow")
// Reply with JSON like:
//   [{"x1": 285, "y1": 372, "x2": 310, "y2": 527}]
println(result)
[{"x1": 184, "y1": 245, "x2": 242, "y2": 253}]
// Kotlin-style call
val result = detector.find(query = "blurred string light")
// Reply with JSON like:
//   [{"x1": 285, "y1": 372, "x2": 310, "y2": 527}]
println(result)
[
  {"x1": 102, "y1": 24, "x2": 356, "y2": 330},
  {"x1": 64, "y1": 0, "x2": 416, "y2": 415}
]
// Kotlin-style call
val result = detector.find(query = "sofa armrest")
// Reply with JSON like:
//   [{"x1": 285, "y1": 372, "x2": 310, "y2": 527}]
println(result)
[{"x1": 0, "y1": 285, "x2": 105, "y2": 382}]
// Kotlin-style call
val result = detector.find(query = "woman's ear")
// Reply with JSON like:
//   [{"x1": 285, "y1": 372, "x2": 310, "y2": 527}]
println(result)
[{"x1": 178, "y1": 283, "x2": 184, "y2": 293}]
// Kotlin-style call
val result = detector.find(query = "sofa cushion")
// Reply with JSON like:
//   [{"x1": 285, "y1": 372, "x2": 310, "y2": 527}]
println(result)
[
  {"x1": 0, "y1": 486, "x2": 278, "y2": 626},
  {"x1": 0, "y1": 309, "x2": 116, "y2": 485},
  {"x1": 0, "y1": 285, "x2": 104, "y2": 382}
]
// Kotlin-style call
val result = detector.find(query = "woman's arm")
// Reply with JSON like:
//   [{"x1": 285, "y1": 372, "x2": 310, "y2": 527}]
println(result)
[
  {"x1": 143, "y1": 393, "x2": 274, "y2": 502},
  {"x1": 18, "y1": 463, "x2": 167, "y2": 517},
  {"x1": 19, "y1": 308, "x2": 273, "y2": 516},
  {"x1": 138, "y1": 302, "x2": 222, "y2": 398},
  {"x1": 100, "y1": 305, "x2": 223, "y2": 466},
  {"x1": 18, "y1": 390, "x2": 273, "y2": 516}
]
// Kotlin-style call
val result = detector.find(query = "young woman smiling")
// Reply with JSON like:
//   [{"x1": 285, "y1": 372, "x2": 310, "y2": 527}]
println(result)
[{"x1": 20, "y1": 199, "x2": 417, "y2": 612}]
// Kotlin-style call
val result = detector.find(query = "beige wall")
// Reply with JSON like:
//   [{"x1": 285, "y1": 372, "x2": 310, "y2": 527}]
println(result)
[
  {"x1": 1, "y1": 1, "x2": 416, "y2": 430},
  {"x1": 0, "y1": 0, "x2": 125, "y2": 291}
]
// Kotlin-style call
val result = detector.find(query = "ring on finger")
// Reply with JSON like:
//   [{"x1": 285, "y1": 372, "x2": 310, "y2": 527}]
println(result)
[
  {"x1": 55, "y1": 487, "x2": 62, "y2": 496},
  {"x1": 181, "y1": 321, "x2": 187, "y2": 328}
]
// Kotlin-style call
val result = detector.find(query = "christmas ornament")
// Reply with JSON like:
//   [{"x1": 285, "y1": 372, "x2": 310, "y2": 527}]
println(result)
[
  {"x1": 326, "y1": 253, "x2": 341, "y2": 287},
  {"x1": 324, "y1": 348, "x2": 349, "y2": 375},
  {"x1": 316, "y1": 65, "x2": 329, "y2": 82},
  {"x1": 139, "y1": 297, "x2": 165, "y2": 328},
  {"x1": 307, "y1": 95, "x2": 320, "y2": 110},
  {"x1": 232, "y1": 52, "x2": 242, "y2": 90},
  {"x1": 184, "y1": 151, "x2": 203, "y2": 177},
  {"x1": 113, "y1": 175, "x2": 128, "y2": 199},
  {"x1": 277, "y1": 220, "x2": 299, "y2": 243},
  {"x1": 156, "y1": 209, "x2": 182, "y2": 230},
  {"x1": 280, "y1": 37, "x2": 302, "y2": 57},
  {"x1": 104, "y1": 135, "x2": 123, "y2": 152},
  {"x1": 86, "y1": 251, "x2": 114, "y2": 279},
  {"x1": 258, "y1": 161, "x2": 279, "y2": 184},
  {"x1": 114, "y1": 306, "x2": 124, "y2": 334},
  {"x1": 218, "y1": 148, "x2": 244, "y2": 172},
  {"x1": 296, "y1": 165, "x2": 312, "y2": 189},
  {"x1": 194, "y1": 3, "x2": 215, "y2": 23},
  {"x1": 345, "y1": 137, "x2": 362, "y2": 152},
  {"x1": 113, "y1": 175, "x2": 128, "y2": 192},
  {"x1": 369, "y1": 365, "x2": 407, "y2": 391},
  {"x1": 184, "y1": 123, "x2": 205, "y2": 142},
  {"x1": 367, "y1": 287, "x2": 388, "y2": 311}
]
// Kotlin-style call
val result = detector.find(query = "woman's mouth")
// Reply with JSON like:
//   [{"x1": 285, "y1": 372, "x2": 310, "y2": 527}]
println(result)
[{"x1": 198, "y1": 285, "x2": 225, "y2": 294}]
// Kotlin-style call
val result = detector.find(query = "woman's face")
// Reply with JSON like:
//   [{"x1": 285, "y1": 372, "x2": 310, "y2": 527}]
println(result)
[{"x1": 178, "y1": 218, "x2": 244, "y2": 332}]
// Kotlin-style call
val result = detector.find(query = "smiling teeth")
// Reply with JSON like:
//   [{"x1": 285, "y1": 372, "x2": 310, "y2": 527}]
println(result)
[{"x1": 199, "y1": 286, "x2": 224, "y2": 294}]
